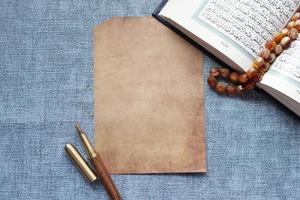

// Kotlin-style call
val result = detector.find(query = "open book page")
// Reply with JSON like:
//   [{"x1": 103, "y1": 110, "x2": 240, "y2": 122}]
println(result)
[
  {"x1": 259, "y1": 36, "x2": 300, "y2": 116},
  {"x1": 197, "y1": 0, "x2": 300, "y2": 57},
  {"x1": 160, "y1": 0, "x2": 300, "y2": 71}
]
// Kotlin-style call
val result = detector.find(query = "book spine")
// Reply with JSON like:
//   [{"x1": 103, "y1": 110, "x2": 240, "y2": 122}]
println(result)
[{"x1": 152, "y1": 0, "x2": 169, "y2": 16}]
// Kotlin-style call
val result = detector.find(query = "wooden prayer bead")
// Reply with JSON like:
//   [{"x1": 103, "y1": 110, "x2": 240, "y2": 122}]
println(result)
[
  {"x1": 246, "y1": 67, "x2": 257, "y2": 80},
  {"x1": 274, "y1": 44, "x2": 283, "y2": 55},
  {"x1": 289, "y1": 28, "x2": 299, "y2": 40},
  {"x1": 236, "y1": 85, "x2": 244, "y2": 94},
  {"x1": 215, "y1": 82, "x2": 226, "y2": 93},
  {"x1": 229, "y1": 72, "x2": 239, "y2": 82},
  {"x1": 253, "y1": 72, "x2": 264, "y2": 82},
  {"x1": 252, "y1": 63, "x2": 260, "y2": 70},
  {"x1": 210, "y1": 67, "x2": 220, "y2": 77},
  {"x1": 281, "y1": 28, "x2": 289, "y2": 37},
  {"x1": 238, "y1": 74, "x2": 248, "y2": 83},
  {"x1": 267, "y1": 53, "x2": 276, "y2": 63},
  {"x1": 280, "y1": 37, "x2": 292, "y2": 49},
  {"x1": 292, "y1": 13, "x2": 300, "y2": 22},
  {"x1": 260, "y1": 62, "x2": 270, "y2": 72},
  {"x1": 259, "y1": 48, "x2": 270, "y2": 60},
  {"x1": 226, "y1": 84, "x2": 236, "y2": 95},
  {"x1": 207, "y1": 75, "x2": 217, "y2": 88},
  {"x1": 219, "y1": 68, "x2": 230, "y2": 78},
  {"x1": 244, "y1": 81, "x2": 256, "y2": 91},
  {"x1": 265, "y1": 40, "x2": 276, "y2": 51},
  {"x1": 253, "y1": 57, "x2": 264, "y2": 67},
  {"x1": 287, "y1": 21, "x2": 296, "y2": 29},
  {"x1": 295, "y1": 20, "x2": 300, "y2": 31},
  {"x1": 274, "y1": 32, "x2": 284, "y2": 43}
]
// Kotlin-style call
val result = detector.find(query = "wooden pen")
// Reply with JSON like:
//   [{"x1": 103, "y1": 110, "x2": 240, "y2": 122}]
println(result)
[{"x1": 76, "y1": 124, "x2": 122, "y2": 200}]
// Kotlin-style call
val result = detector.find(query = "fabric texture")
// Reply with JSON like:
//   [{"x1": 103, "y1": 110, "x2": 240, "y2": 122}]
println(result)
[{"x1": 0, "y1": 1, "x2": 299, "y2": 199}]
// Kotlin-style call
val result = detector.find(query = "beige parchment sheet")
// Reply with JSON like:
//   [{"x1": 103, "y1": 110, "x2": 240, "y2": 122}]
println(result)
[{"x1": 93, "y1": 16, "x2": 206, "y2": 174}]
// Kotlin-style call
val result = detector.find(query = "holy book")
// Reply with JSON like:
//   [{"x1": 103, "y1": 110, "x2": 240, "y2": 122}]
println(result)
[{"x1": 154, "y1": 0, "x2": 300, "y2": 116}]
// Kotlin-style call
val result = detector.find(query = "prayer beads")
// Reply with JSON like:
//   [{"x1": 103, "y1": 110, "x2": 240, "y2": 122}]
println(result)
[{"x1": 208, "y1": 11, "x2": 300, "y2": 95}]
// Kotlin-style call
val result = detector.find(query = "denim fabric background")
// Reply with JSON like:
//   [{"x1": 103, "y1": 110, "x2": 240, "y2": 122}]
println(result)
[{"x1": 0, "y1": 1, "x2": 299, "y2": 199}]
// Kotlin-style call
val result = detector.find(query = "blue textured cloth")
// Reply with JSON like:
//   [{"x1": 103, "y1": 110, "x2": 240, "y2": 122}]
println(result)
[{"x1": 0, "y1": 1, "x2": 299, "y2": 199}]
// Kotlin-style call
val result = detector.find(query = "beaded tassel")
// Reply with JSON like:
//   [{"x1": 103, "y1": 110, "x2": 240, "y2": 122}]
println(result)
[{"x1": 208, "y1": 10, "x2": 300, "y2": 95}]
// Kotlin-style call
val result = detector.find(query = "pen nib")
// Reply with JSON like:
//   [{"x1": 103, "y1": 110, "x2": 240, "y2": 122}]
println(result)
[
  {"x1": 75, "y1": 123, "x2": 84, "y2": 134},
  {"x1": 75, "y1": 123, "x2": 96, "y2": 158}
]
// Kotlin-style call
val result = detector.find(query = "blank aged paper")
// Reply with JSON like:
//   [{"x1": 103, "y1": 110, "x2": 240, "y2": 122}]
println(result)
[{"x1": 93, "y1": 17, "x2": 206, "y2": 174}]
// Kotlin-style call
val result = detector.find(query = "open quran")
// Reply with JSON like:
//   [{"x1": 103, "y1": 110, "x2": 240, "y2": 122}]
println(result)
[{"x1": 153, "y1": 0, "x2": 300, "y2": 116}]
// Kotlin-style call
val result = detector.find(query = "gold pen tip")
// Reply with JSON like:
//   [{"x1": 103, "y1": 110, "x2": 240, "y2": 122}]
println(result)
[
  {"x1": 74, "y1": 123, "x2": 96, "y2": 158},
  {"x1": 75, "y1": 123, "x2": 84, "y2": 134}
]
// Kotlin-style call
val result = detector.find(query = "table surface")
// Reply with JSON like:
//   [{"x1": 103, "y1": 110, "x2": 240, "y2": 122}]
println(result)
[{"x1": 0, "y1": 1, "x2": 299, "y2": 199}]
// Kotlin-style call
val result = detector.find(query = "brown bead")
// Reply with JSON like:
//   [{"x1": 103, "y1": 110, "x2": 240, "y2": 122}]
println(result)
[
  {"x1": 265, "y1": 40, "x2": 276, "y2": 51},
  {"x1": 238, "y1": 74, "x2": 248, "y2": 83},
  {"x1": 281, "y1": 28, "x2": 289, "y2": 37},
  {"x1": 229, "y1": 72, "x2": 239, "y2": 82},
  {"x1": 289, "y1": 28, "x2": 299, "y2": 40},
  {"x1": 253, "y1": 72, "x2": 264, "y2": 82},
  {"x1": 253, "y1": 56, "x2": 264, "y2": 67},
  {"x1": 259, "y1": 48, "x2": 270, "y2": 60},
  {"x1": 295, "y1": 20, "x2": 300, "y2": 31},
  {"x1": 226, "y1": 84, "x2": 236, "y2": 95},
  {"x1": 274, "y1": 32, "x2": 284, "y2": 43},
  {"x1": 219, "y1": 68, "x2": 230, "y2": 78},
  {"x1": 246, "y1": 67, "x2": 258, "y2": 80},
  {"x1": 280, "y1": 36, "x2": 292, "y2": 49},
  {"x1": 274, "y1": 44, "x2": 283, "y2": 55},
  {"x1": 260, "y1": 62, "x2": 270, "y2": 72},
  {"x1": 287, "y1": 21, "x2": 296, "y2": 29},
  {"x1": 236, "y1": 85, "x2": 245, "y2": 94},
  {"x1": 292, "y1": 13, "x2": 300, "y2": 21},
  {"x1": 244, "y1": 81, "x2": 256, "y2": 91},
  {"x1": 207, "y1": 75, "x2": 217, "y2": 88},
  {"x1": 267, "y1": 53, "x2": 276, "y2": 63},
  {"x1": 210, "y1": 67, "x2": 220, "y2": 77},
  {"x1": 252, "y1": 63, "x2": 260, "y2": 70},
  {"x1": 215, "y1": 82, "x2": 226, "y2": 93}
]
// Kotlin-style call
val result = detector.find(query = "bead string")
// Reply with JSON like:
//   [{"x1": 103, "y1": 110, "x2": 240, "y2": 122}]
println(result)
[{"x1": 208, "y1": 9, "x2": 300, "y2": 95}]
